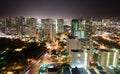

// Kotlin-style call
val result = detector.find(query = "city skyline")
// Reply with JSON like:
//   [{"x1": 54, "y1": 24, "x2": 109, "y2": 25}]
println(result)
[
  {"x1": 1, "y1": 0, "x2": 120, "y2": 74},
  {"x1": 0, "y1": 16, "x2": 120, "y2": 74},
  {"x1": 0, "y1": 0, "x2": 120, "y2": 18}
]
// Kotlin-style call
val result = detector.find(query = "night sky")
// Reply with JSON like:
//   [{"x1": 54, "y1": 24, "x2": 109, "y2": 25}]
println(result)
[{"x1": 0, "y1": 0, "x2": 120, "y2": 18}]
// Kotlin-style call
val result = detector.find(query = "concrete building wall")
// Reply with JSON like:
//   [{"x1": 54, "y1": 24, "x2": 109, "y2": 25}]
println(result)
[{"x1": 98, "y1": 51, "x2": 118, "y2": 68}]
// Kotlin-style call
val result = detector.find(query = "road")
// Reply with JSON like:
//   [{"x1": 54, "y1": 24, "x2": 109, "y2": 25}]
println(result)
[
  {"x1": 23, "y1": 49, "x2": 47, "y2": 74},
  {"x1": 25, "y1": 55, "x2": 46, "y2": 74}
]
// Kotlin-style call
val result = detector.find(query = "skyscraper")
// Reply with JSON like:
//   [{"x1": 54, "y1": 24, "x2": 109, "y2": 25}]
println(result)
[
  {"x1": 41, "y1": 19, "x2": 56, "y2": 41},
  {"x1": 56, "y1": 19, "x2": 64, "y2": 33},
  {"x1": 26, "y1": 17, "x2": 37, "y2": 37},
  {"x1": 15, "y1": 16, "x2": 25, "y2": 35},
  {"x1": 0, "y1": 17, "x2": 6, "y2": 33},
  {"x1": 71, "y1": 19, "x2": 79, "y2": 35}
]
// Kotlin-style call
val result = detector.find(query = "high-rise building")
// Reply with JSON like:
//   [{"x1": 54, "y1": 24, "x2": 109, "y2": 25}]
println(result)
[
  {"x1": 67, "y1": 19, "x2": 94, "y2": 69},
  {"x1": 64, "y1": 19, "x2": 71, "y2": 26},
  {"x1": 56, "y1": 19, "x2": 64, "y2": 33},
  {"x1": 41, "y1": 19, "x2": 56, "y2": 41},
  {"x1": 36, "y1": 19, "x2": 42, "y2": 40},
  {"x1": 10, "y1": 17, "x2": 17, "y2": 35},
  {"x1": 26, "y1": 17, "x2": 37, "y2": 37},
  {"x1": 71, "y1": 19, "x2": 88, "y2": 39},
  {"x1": 15, "y1": 16, "x2": 25, "y2": 35},
  {"x1": 97, "y1": 49, "x2": 119, "y2": 68},
  {"x1": 0, "y1": 17, "x2": 6, "y2": 33},
  {"x1": 71, "y1": 19, "x2": 79, "y2": 35},
  {"x1": 4, "y1": 17, "x2": 13, "y2": 35},
  {"x1": 6, "y1": 17, "x2": 12, "y2": 27},
  {"x1": 63, "y1": 19, "x2": 71, "y2": 33},
  {"x1": 41, "y1": 19, "x2": 51, "y2": 40},
  {"x1": 71, "y1": 49, "x2": 88, "y2": 68},
  {"x1": 64, "y1": 25, "x2": 71, "y2": 33},
  {"x1": 15, "y1": 16, "x2": 25, "y2": 25}
]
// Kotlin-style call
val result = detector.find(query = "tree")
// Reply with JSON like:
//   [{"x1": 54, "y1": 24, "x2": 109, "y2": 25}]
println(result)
[
  {"x1": 0, "y1": 38, "x2": 11, "y2": 50},
  {"x1": 51, "y1": 49, "x2": 57, "y2": 55}
]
